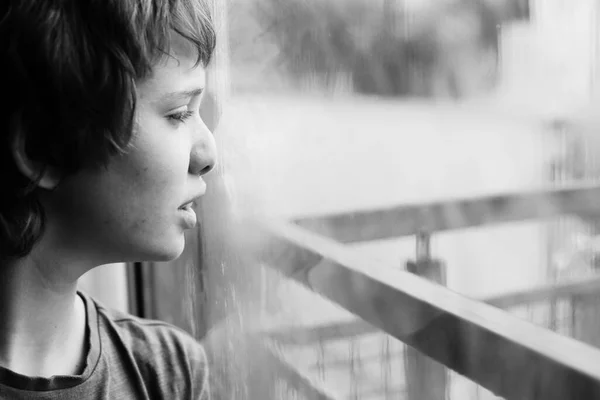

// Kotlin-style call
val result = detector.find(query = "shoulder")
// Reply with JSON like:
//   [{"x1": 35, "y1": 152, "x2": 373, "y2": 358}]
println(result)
[
  {"x1": 91, "y1": 297, "x2": 210, "y2": 399},
  {"x1": 104, "y1": 305, "x2": 205, "y2": 359}
]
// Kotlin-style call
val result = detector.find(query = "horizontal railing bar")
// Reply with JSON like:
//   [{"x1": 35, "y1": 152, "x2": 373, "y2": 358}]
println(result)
[
  {"x1": 308, "y1": 352, "x2": 405, "y2": 369},
  {"x1": 267, "y1": 319, "x2": 375, "y2": 346},
  {"x1": 350, "y1": 387, "x2": 406, "y2": 399},
  {"x1": 267, "y1": 275, "x2": 600, "y2": 345},
  {"x1": 294, "y1": 183, "x2": 600, "y2": 243},
  {"x1": 252, "y1": 219, "x2": 600, "y2": 399},
  {"x1": 258, "y1": 341, "x2": 338, "y2": 400},
  {"x1": 485, "y1": 275, "x2": 600, "y2": 309}
]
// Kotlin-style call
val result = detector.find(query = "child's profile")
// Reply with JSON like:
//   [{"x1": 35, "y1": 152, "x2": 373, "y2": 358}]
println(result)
[{"x1": 0, "y1": 1, "x2": 217, "y2": 398}]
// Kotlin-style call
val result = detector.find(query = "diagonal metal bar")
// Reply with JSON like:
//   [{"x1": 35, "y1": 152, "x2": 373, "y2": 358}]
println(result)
[
  {"x1": 266, "y1": 275, "x2": 600, "y2": 345},
  {"x1": 252, "y1": 219, "x2": 600, "y2": 400},
  {"x1": 294, "y1": 183, "x2": 600, "y2": 243}
]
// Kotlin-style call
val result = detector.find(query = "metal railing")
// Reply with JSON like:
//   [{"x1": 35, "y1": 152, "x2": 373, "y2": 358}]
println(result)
[{"x1": 247, "y1": 182, "x2": 600, "y2": 399}]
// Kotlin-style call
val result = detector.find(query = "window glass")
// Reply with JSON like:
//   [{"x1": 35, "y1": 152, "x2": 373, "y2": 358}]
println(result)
[{"x1": 199, "y1": 0, "x2": 600, "y2": 398}]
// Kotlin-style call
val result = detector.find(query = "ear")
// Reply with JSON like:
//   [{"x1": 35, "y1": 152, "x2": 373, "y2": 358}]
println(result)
[{"x1": 11, "y1": 134, "x2": 63, "y2": 190}]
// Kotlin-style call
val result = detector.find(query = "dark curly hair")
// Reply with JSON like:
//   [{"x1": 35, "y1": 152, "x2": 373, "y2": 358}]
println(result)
[{"x1": 0, "y1": 0, "x2": 216, "y2": 261}]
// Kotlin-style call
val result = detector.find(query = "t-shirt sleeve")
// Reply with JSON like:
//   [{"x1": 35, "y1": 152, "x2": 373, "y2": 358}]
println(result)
[
  {"x1": 174, "y1": 330, "x2": 211, "y2": 400},
  {"x1": 192, "y1": 345, "x2": 210, "y2": 400},
  {"x1": 116, "y1": 319, "x2": 212, "y2": 400}
]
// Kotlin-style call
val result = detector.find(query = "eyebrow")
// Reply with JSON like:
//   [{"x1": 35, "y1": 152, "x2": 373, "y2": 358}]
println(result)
[{"x1": 162, "y1": 87, "x2": 205, "y2": 101}]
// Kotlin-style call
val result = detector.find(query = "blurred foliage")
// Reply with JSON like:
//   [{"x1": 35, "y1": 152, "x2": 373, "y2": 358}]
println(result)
[
  {"x1": 228, "y1": 0, "x2": 528, "y2": 97},
  {"x1": 252, "y1": 0, "x2": 368, "y2": 83}
]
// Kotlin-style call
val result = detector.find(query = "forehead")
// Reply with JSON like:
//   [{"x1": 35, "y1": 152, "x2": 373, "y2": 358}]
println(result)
[{"x1": 137, "y1": 36, "x2": 207, "y2": 100}]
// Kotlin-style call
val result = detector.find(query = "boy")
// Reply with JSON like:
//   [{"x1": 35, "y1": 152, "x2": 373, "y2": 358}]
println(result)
[{"x1": 0, "y1": 1, "x2": 217, "y2": 398}]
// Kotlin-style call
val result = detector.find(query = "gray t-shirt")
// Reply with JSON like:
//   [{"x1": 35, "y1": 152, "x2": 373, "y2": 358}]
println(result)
[{"x1": 0, "y1": 291, "x2": 209, "y2": 399}]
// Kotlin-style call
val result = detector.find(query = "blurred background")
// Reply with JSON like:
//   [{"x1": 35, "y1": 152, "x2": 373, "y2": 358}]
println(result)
[{"x1": 81, "y1": 0, "x2": 600, "y2": 398}]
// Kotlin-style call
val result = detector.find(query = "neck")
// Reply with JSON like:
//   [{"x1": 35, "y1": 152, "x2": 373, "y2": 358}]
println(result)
[{"x1": 0, "y1": 251, "x2": 89, "y2": 377}]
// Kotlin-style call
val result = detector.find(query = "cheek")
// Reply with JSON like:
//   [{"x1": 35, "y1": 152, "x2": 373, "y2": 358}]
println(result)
[
  {"x1": 50, "y1": 117, "x2": 193, "y2": 259},
  {"x1": 125, "y1": 127, "x2": 191, "y2": 204},
  {"x1": 105, "y1": 126, "x2": 192, "y2": 242},
  {"x1": 105, "y1": 160, "x2": 186, "y2": 236},
  {"x1": 59, "y1": 140, "x2": 186, "y2": 226}
]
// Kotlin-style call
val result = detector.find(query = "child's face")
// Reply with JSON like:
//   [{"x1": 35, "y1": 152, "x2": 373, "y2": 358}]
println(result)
[{"x1": 43, "y1": 37, "x2": 217, "y2": 263}]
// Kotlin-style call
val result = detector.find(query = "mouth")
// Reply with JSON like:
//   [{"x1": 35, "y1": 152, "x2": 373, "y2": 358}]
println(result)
[
  {"x1": 178, "y1": 179, "x2": 207, "y2": 210},
  {"x1": 178, "y1": 201, "x2": 198, "y2": 228},
  {"x1": 178, "y1": 180, "x2": 207, "y2": 228}
]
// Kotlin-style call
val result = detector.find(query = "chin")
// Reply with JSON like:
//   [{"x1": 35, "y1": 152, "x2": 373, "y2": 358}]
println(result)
[{"x1": 137, "y1": 235, "x2": 186, "y2": 262}]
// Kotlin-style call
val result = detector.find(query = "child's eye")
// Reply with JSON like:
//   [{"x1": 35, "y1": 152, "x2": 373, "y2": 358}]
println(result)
[{"x1": 167, "y1": 110, "x2": 194, "y2": 124}]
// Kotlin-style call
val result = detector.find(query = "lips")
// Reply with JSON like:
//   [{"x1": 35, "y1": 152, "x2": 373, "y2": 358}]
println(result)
[
  {"x1": 179, "y1": 203, "x2": 197, "y2": 228},
  {"x1": 179, "y1": 179, "x2": 207, "y2": 210}
]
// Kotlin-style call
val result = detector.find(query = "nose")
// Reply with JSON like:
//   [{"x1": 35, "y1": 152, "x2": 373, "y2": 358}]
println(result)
[{"x1": 189, "y1": 121, "x2": 216, "y2": 176}]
